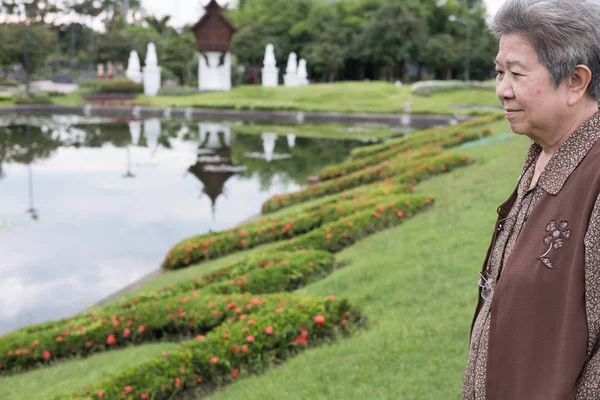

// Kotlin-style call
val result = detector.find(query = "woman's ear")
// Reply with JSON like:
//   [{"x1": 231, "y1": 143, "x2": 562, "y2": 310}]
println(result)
[{"x1": 567, "y1": 64, "x2": 593, "y2": 105}]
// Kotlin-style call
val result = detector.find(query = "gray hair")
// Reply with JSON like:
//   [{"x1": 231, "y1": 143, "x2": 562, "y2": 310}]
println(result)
[{"x1": 489, "y1": 0, "x2": 600, "y2": 100}]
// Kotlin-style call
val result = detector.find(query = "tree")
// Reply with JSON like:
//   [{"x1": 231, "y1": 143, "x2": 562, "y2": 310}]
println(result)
[
  {"x1": 357, "y1": 4, "x2": 427, "y2": 81},
  {"x1": 422, "y1": 34, "x2": 461, "y2": 79},
  {"x1": 0, "y1": 23, "x2": 55, "y2": 76}
]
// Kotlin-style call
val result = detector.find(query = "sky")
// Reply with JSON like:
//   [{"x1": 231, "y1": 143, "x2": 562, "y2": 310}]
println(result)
[{"x1": 140, "y1": 0, "x2": 506, "y2": 29}]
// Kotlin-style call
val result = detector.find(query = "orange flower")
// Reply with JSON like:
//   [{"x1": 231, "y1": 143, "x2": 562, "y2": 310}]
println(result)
[
  {"x1": 42, "y1": 350, "x2": 51, "y2": 360},
  {"x1": 246, "y1": 335, "x2": 255, "y2": 343},
  {"x1": 196, "y1": 335, "x2": 205, "y2": 341},
  {"x1": 174, "y1": 377, "x2": 181, "y2": 388},
  {"x1": 210, "y1": 356, "x2": 219, "y2": 364},
  {"x1": 194, "y1": 374, "x2": 202, "y2": 383},
  {"x1": 251, "y1": 298, "x2": 260, "y2": 305},
  {"x1": 106, "y1": 334, "x2": 116, "y2": 346},
  {"x1": 231, "y1": 345, "x2": 240, "y2": 353},
  {"x1": 230, "y1": 369, "x2": 239, "y2": 378},
  {"x1": 326, "y1": 295, "x2": 335, "y2": 301},
  {"x1": 313, "y1": 315, "x2": 326, "y2": 325},
  {"x1": 97, "y1": 390, "x2": 105, "y2": 398},
  {"x1": 141, "y1": 393, "x2": 149, "y2": 399},
  {"x1": 123, "y1": 328, "x2": 131, "y2": 338},
  {"x1": 397, "y1": 211, "x2": 404, "y2": 218},
  {"x1": 55, "y1": 336, "x2": 63, "y2": 343},
  {"x1": 124, "y1": 386, "x2": 132, "y2": 393},
  {"x1": 138, "y1": 325, "x2": 146, "y2": 333},
  {"x1": 241, "y1": 345, "x2": 249, "y2": 353},
  {"x1": 247, "y1": 319, "x2": 256, "y2": 325},
  {"x1": 265, "y1": 326, "x2": 273, "y2": 335},
  {"x1": 275, "y1": 308, "x2": 284, "y2": 313}
]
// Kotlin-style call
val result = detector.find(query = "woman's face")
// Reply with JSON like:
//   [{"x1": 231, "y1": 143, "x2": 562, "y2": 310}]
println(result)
[{"x1": 495, "y1": 34, "x2": 570, "y2": 140}]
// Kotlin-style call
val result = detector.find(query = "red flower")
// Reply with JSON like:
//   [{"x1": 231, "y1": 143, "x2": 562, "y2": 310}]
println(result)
[
  {"x1": 313, "y1": 315, "x2": 326, "y2": 325},
  {"x1": 326, "y1": 295, "x2": 335, "y2": 301},
  {"x1": 241, "y1": 345, "x2": 249, "y2": 353},
  {"x1": 42, "y1": 350, "x2": 51, "y2": 360},
  {"x1": 124, "y1": 385, "x2": 132, "y2": 393},
  {"x1": 123, "y1": 328, "x2": 131, "y2": 338},
  {"x1": 275, "y1": 308, "x2": 284, "y2": 313},
  {"x1": 251, "y1": 298, "x2": 260, "y2": 305},
  {"x1": 141, "y1": 393, "x2": 149, "y2": 399},
  {"x1": 231, "y1": 345, "x2": 240, "y2": 353},
  {"x1": 246, "y1": 335, "x2": 255, "y2": 343},
  {"x1": 210, "y1": 356, "x2": 219, "y2": 364},
  {"x1": 56, "y1": 336, "x2": 63, "y2": 343},
  {"x1": 138, "y1": 325, "x2": 146, "y2": 333},
  {"x1": 196, "y1": 335, "x2": 205, "y2": 341},
  {"x1": 31, "y1": 340, "x2": 39, "y2": 347},
  {"x1": 194, "y1": 375, "x2": 202, "y2": 383},
  {"x1": 265, "y1": 326, "x2": 274, "y2": 335},
  {"x1": 97, "y1": 390, "x2": 105, "y2": 398},
  {"x1": 106, "y1": 334, "x2": 116, "y2": 345},
  {"x1": 247, "y1": 319, "x2": 256, "y2": 325},
  {"x1": 397, "y1": 211, "x2": 404, "y2": 218},
  {"x1": 230, "y1": 369, "x2": 239, "y2": 378},
  {"x1": 174, "y1": 377, "x2": 181, "y2": 388},
  {"x1": 85, "y1": 341, "x2": 93, "y2": 348}
]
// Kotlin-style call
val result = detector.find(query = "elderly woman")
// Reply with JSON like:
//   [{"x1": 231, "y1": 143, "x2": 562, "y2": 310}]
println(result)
[{"x1": 461, "y1": 0, "x2": 600, "y2": 399}]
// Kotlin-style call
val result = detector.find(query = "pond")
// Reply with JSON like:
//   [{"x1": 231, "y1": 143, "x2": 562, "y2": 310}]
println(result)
[{"x1": 0, "y1": 115, "x2": 434, "y2": 335}]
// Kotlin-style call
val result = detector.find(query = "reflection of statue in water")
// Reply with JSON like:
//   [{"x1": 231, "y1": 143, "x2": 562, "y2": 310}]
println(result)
[
  {"x1": 188, "y1": 123, "x2": 246, "y2": 220},
  {"x1": 25, "y1": 125, "x2": 39, "y2": 220}
]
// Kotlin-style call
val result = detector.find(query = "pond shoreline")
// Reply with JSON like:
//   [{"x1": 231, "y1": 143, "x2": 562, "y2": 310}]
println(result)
[{"x1": 0, "y1": 104, "x2": 469, "y2": 127}]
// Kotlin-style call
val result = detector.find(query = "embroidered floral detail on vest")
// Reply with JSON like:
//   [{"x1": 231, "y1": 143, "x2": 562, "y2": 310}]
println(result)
[{"x1": 538, "y1": 219, "x2": 572, "y2": 269}]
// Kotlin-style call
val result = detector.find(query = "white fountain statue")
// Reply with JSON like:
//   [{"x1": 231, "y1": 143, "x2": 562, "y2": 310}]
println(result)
[
  {"x1": 261, "y1": 44, "x2": 279, "y2": 88},
  {"x1": 297, "y1": 59, "x2": 309, "y2": 86},
  {"x1": 284, "y1": 53, "x2": 298, "y2": 87},
  {"x1": 262, "y1": 133, "x2": 278, "y2": 163},
  {"x1": 126, "y1": 50, "x2": 142, "y2": 84},
  {"x1": 143, "y1": 43, "x2": 161, "y2": 96}
]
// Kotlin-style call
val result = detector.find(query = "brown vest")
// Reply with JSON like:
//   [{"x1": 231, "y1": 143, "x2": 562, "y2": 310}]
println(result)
[{"x1": 473, "y1": 140, "x2": 600, "y2": 399}]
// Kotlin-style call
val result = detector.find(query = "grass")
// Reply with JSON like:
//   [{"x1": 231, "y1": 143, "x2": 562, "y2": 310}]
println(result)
[
  {"x1": 0, "y1": 343, "x2": 178, "y2": 400},
  {"x1": 0, "y1": 118, "x2": 529, "y2": 399},
  {"x1": 138, "y1": 82, "x2": 500, "y2": 115},
  {"x1": 2, "y1": 82, "x2": 501, "y2": 115}
]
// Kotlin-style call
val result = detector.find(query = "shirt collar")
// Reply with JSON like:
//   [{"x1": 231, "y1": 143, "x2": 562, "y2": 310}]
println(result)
[{"x1": 522, "y1": 110, "x2": 600, "y2": 196}]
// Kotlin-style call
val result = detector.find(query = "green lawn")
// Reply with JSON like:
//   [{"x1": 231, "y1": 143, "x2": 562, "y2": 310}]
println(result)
[
  {"x1": 0, "y1": 119, "x2": 530, "y2": 400},
  {"x1": 0, "y1": 343, "x2": 178, "y2": 400},
  {"x1": 3, "y1": 82, "x2": 501, "y2": 116},
  {"x1": 138, "y1": 82, "x2": 499, "y2": 115}
]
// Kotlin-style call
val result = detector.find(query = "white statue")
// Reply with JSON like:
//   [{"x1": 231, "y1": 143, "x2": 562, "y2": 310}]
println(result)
[
  {"x1": 143, "y1": 42, "x2": 161, "y2": 96},
  {"x1": 126, "y1": 50, "x2": 142, "y2": 84},
  {"x1": 145, "y1": 43, "x2": 158, "y2": 67},
  {"x1": 143, "y1": 119, "x2": 161, "y2": 156},
  {"x1": 297, "y1": 59, "x2": 309, "y2": 86},
  {"x1": 261, "y1": 44, "x2": 279, "y2": 88},
  {"x1": 198, "y1": 52, "x2": 232, "y2": 92},
  {"x1": 284, "y1": 52, "x2": 298, "y2": 87}
]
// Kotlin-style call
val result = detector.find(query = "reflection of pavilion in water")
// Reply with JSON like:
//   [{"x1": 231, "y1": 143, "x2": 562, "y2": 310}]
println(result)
[{"x1": 187, "y1": 123, "x2": 247, "y2": 218}]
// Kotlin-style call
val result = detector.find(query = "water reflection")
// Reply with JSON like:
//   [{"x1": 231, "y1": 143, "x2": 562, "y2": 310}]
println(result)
[{"x1": 0, "y1": 117, "x2": 374, "y2": 334}]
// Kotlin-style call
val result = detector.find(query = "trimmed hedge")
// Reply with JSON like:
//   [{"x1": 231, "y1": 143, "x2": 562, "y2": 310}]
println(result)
[
  {"x1": 276, "y1": 193, "x2": 433, "y2": 253},
  {"x1": 96, "y1": 78, "x2": 143, "y2": 94},
  {"x1": 116, "y1": 250, "x2": 334, "y2": 310},
  {"x1": 162, "y1": 184, "x2": 413, "y2": 270},
  {"x1": 350, "y1": 114, "x2": 502, "y2": 161},
  {"x1": 262, "y1": 153, "x2": 470, "y2": 213},
  {"x1": 60, "y1": 294, "x2": 363, "y2": 400},
  {"x1": 0, "y1": 251, "x2": 336, "y2": 374},
  {"x1": 318, "y1": 128, "x2": 488, "y2": 181}
]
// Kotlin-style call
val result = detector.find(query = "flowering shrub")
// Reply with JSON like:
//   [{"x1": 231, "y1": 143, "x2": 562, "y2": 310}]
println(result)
[
  {"x1": 164, "y1": 184, "x2": 412, "y2": 270},
  {"x1": 0, "y1": 252, "x2": 338, "y2": 374},
  {"x1": 276, "y1": 194, "x2": 434, "y2": 253},
  {"x1": 350, "y1": 114, "x2": 502, "y2": 160},
  {"x1": 58, "y1": 295, "x2": 363, "y2": 400},
  {"x1": 318, "y1": 128, "x2": 487, "y2": 181},
  {"x1": 262, "y1": 153, "x2": 469, "y2": 213}
]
